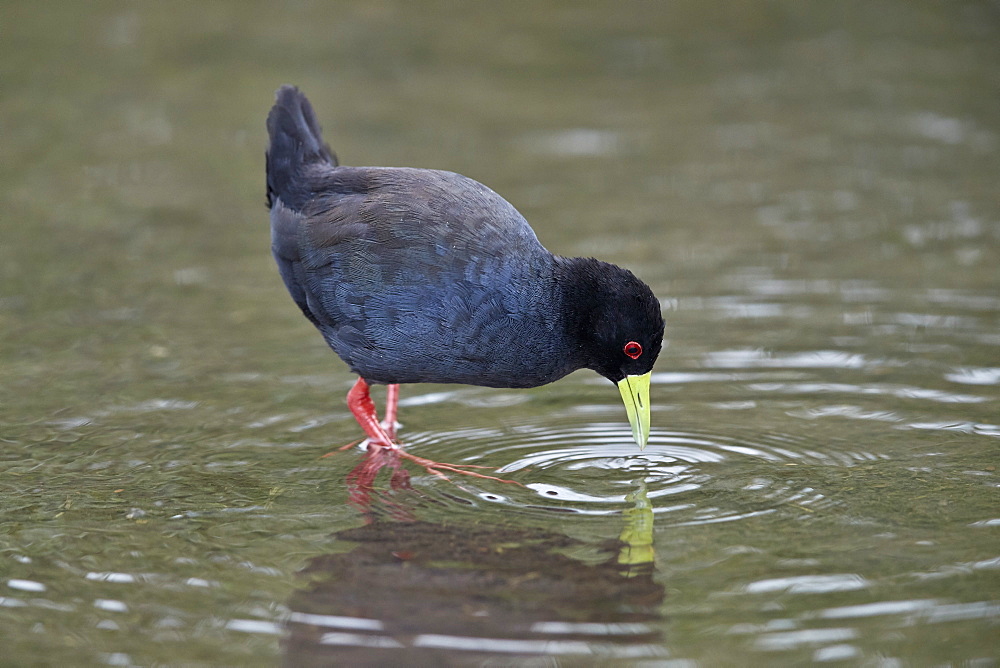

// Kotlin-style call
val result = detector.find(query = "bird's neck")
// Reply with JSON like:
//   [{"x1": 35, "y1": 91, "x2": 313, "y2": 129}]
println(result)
[{"x1": 553, "y1": 256, "x2": 618, "y2": 365}]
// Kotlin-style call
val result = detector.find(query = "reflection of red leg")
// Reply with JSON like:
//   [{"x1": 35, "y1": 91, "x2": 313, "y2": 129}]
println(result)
[
  {"x1": 346, "y1": 378, "x2": 394, "y2": 446},
  {"x1": 383, "y1": 383, "x2": 399, "y2": 441},
  {"x1": 347, "y1": 446, "x2": 412, "y2": 511}
]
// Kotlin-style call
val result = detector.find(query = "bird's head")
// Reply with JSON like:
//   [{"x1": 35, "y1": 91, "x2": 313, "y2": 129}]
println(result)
[{"x1": 565, "y1": 259, "x2": 665, "y2": 448}]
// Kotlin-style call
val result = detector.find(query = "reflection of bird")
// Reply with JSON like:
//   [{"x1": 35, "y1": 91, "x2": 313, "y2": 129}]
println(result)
[
  {"x1": 266, "y1": 86, "x2": 664, "y2": 479},
  {"x1": 284, "y1": 520, "x2": 664, "y2": 665}
]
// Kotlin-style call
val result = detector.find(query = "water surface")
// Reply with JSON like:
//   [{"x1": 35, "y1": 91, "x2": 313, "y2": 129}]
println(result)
[{"x1": 2, "y1": 1, "x2": 998, "y2": 665}]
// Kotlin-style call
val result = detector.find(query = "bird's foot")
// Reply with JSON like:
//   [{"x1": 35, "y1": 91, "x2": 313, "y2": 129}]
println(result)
[
  {"x1": 341, "y1": 439, "x2": 521, "y2": 487},
  {"x1": 343, "y1": 441, "x2": 519, "y2": 512},
  {"x1": 343, "y1": 378, "x2": 520, "y2": 487},
  {"x1": 327, "y1": 439, "x2": 521, "y2": 489},
  {"x1": 393, "y1": 449, "x2": 522, "y2": 486}
]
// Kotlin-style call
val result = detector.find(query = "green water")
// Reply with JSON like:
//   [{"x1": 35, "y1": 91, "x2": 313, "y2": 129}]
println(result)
[{"x1": 2, "y1": 1, "x2": 998, "y2": 665}]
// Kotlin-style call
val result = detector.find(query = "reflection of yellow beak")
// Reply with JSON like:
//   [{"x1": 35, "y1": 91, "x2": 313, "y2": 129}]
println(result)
[
  {"x1": 617, "y1": 372, "x2": 652, "y2": 449},
  {"x1": 618, "y1": 481, "x2": 654, "y2": 576}
]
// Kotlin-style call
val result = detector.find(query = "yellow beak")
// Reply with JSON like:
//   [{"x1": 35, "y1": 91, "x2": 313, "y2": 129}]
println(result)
[{"x1": 617, "y1": 371, "x2": 652, "y2": 449}]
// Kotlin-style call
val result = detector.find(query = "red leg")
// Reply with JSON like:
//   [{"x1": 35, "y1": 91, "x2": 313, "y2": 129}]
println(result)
[
  {"x1": 342, "y1": 377, "x2": 522, "y2": 488},
  {"x1": 383, "y1": 383, "x2": 400, "y2": 441},
  {"x1": 346, "y1": 377, "x2": 394, "y2": 447}
]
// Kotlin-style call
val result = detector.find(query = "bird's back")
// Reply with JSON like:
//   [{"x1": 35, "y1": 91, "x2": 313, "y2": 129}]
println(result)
[{"x1": 267, "y1": 88, "x2": 577, "y2": 387}]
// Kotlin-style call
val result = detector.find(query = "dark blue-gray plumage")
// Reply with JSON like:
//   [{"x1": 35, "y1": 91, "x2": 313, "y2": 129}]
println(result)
[{"x1": 266, "y1": 85, "x2": 664, "y2": 458}]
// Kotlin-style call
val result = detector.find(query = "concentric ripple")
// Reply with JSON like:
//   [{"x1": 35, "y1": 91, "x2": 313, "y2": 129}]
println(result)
[{"x1": 397, "y1": 416, "x2": 880, "y2": 525}]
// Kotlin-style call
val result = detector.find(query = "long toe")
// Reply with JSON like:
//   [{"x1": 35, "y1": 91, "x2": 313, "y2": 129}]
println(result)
[{"x1": 395, "y1": 450, "x2": 522, "y2": 486}]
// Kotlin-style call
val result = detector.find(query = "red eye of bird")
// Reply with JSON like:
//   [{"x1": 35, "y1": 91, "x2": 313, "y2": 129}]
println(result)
[{"x1": 623, "y1": 341, "x2": 643, "y2": 359}]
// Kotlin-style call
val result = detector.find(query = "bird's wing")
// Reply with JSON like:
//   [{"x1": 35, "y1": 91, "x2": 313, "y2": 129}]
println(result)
[
  {"x1": 284, "y1": 166, "x2": 558, "y2": 384},
  {"x1": 298, "y1": 166, "x2": 544, "y2": 288}
]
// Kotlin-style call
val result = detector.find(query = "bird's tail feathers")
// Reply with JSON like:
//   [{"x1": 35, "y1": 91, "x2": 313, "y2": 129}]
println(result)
[{"x1": 266, "y1": 85, "x2": 337, "y2": 209}]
